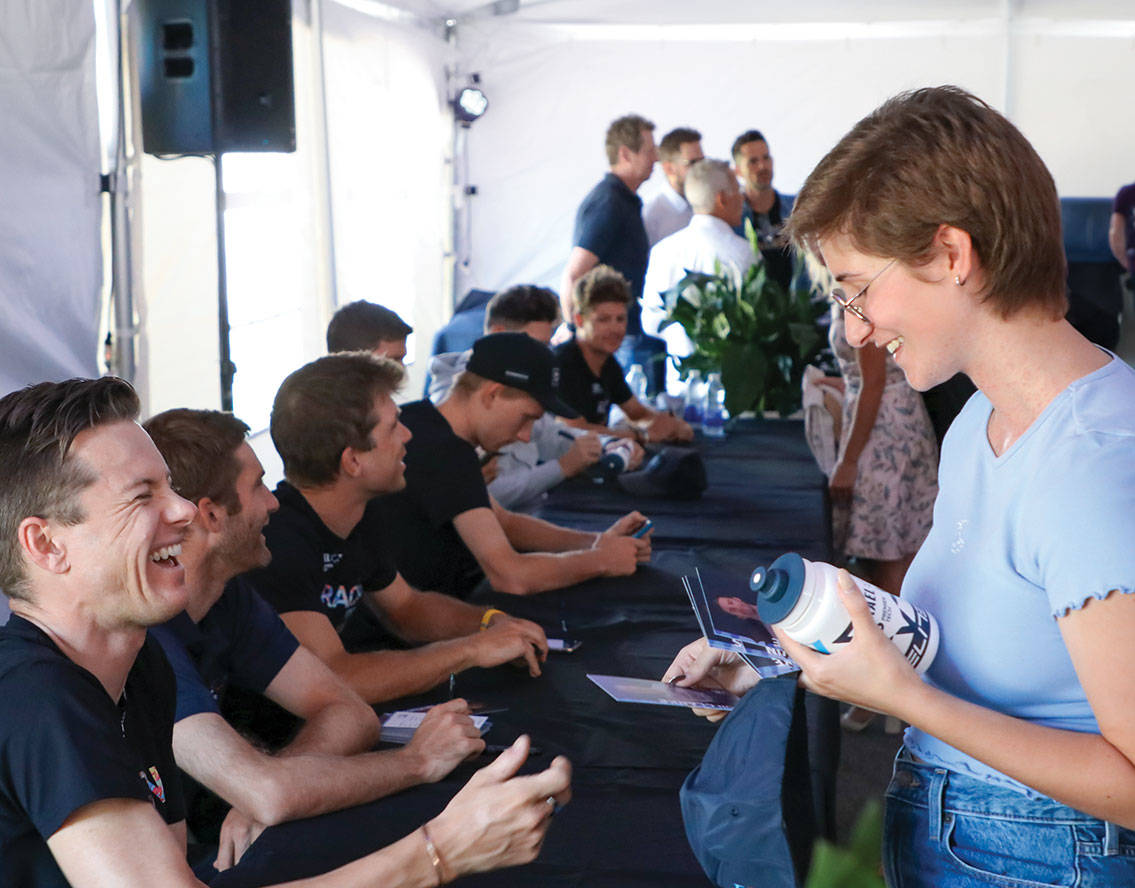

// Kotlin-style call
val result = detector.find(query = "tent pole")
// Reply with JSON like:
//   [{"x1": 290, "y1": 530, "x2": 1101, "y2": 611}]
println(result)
[
  {"x1": 214, "y1": 154, "x2": 235, "y2": 411},
  {"x1": 1001, "y1": 0, "x2": 1015, "y2": 117},
  {"x1": 109, "y1": 0, "x2": 137, "y2": 384},
  {"x1": 446, "y1": 20, "x2": 460, "y2": 311},
  {"x1": 309, "y1": 0, "x2": 339, "y2": 319}
]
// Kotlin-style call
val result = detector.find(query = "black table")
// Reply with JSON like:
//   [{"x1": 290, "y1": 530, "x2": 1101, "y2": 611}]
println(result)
[
  {"x1": 533, "y1": 418, "x2": 831, "y2": 574},
  {"x1": 217, "y1": 420, "x2": 831, "y2": 887}
]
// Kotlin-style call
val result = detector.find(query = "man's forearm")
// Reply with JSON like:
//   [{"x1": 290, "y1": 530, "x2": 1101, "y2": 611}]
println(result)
[
  {"x1": 279, "y1": 698, "x2": 379, "y2": 758},
  {"x1": 173, "y1": 714, "x2": 431, "y2": 829},
  {"x1": 384, "y1": 590, "x2": 487, "y2": 643},
  {"x1": 484, "y1": 548, "x2": 610, "y2": 596},
  {"x1": 561, "y1": 247, "x2": 600, "y2": 320},
  {"x1": 254, "y1": 745, "x2": 433, "y2": 825},
  {"x1": 329, "y1": 640, "x2": 482, "y2": 704},
  {"x1": 498, "y1": 508, "x2": 595, "y2": 553}
]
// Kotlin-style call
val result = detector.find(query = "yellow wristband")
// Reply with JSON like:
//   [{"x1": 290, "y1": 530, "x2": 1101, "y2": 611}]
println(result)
[{"x1": 480, "y1": 608, "x2": 506, "y2": 631}]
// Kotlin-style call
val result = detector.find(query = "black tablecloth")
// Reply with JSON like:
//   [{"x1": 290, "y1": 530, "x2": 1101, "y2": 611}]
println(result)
[{"x1": 215, "y1": 421, "x2": 832, "y2": 887}]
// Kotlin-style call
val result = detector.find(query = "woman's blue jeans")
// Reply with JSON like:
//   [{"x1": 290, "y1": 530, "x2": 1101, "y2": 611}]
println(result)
[{"x1": 884, "y1": 749, "x2": 1135, "y2": 887}]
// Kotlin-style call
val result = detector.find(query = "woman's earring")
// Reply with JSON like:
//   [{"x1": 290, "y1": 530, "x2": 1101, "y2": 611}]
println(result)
[{"x1": 954, "y1": 274, "x2": 963, "y2": 286}]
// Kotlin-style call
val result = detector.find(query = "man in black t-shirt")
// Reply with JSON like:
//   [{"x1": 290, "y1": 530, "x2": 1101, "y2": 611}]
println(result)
[
  {"x1": 554, "y1": 266, "x2": 693, "y2": 442},
  {"x1": 146, "y1": 408, "x2": 486, "y2": 870},
  {"x1": 257, "y1": 352, "x2": 549, "y2": 705},
  {"x1": 0, "y1": 376, "x2": 574, "y2": 888},
  {"x1": 385, "y1": 332, "x2": 651, "y2": 598}
]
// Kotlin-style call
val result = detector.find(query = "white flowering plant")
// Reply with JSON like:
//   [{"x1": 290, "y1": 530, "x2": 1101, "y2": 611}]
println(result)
[{"x1": 659, "y1": 236, "x2": 827, "y2": 417}]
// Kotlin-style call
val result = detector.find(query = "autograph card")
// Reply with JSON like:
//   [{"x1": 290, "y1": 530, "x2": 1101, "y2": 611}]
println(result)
[
  {"x1": 683, "y1": 569, "x2": 799, "y2": 678},
  {"x1": 587, "y1": 673, "x2": 739, "y2": 711}
]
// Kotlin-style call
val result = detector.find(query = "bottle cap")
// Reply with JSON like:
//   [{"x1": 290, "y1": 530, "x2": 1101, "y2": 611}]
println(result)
[{"x1": 749, "y1": 552, "x2": 806, "y2": 624}]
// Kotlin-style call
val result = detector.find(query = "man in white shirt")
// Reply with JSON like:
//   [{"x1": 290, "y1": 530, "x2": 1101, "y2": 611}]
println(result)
[
  {"x1": 642, "y1": 159, "x2": 754, "y2": 383},
  {"x1": 640, "y1": 127, "x2": 704, "y2": 247}
]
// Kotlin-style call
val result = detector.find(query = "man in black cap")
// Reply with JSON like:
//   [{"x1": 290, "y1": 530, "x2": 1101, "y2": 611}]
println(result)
[{"x1": 384, "y1": 332, "x2": 651, "y2": 598}]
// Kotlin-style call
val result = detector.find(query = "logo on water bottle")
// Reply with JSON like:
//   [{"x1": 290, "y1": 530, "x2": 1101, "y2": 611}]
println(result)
[{"x1": 899, "y1": 609, "x2": 934, "y2": 667}]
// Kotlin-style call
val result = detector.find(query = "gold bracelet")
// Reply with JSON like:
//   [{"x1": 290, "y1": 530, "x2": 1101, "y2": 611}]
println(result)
[
  {"x1": 421, "y1": 823, "x2": 449, "y2": 885},
  {"x1": 480, "y1": 608, "x2": 506, "y2": 631}
]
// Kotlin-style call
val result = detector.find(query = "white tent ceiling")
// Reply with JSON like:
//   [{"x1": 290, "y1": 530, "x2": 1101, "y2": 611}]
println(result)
[
  {"x1": 358, "y1": 0, "x2": 1135, "y2": 27},
  {"x1": 409, "y1": 0, "x2": 1135, "y2": 303}
]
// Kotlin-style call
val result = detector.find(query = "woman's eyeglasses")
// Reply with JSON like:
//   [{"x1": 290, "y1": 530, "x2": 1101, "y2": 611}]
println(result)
[{"x1": 830, "y1": 259, "x2": 896, "y2": 326}]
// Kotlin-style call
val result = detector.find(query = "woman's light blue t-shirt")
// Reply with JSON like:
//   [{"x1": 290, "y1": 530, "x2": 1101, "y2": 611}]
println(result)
[{"x1": 903, "y1": 356, "x2": 1135, "y2": 795}]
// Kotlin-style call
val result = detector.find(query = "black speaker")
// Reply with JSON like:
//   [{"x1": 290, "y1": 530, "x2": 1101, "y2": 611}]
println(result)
[{"x1": 137, "y1": 0, "x2": 296, "y2": 155}]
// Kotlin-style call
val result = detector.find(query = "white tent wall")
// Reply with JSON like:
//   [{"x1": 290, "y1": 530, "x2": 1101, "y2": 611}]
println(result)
[
  {"x1": 321, "y1": 1, "x2": 453, "y2": 401},
  {"x1": 137, "y1": 1, "x2": 452, "y2": 444},
  {"x1": 0, "y1": 1, "x2": 104, "y2": 395},
  {"x1": 1013, "y1": 28, "x2": 1135, "y2": 196},
  {"x1": 452, "y1": 1, "x2": 1135, "y2": 297},
  {"x1": 136, "y1": 154, "x2": 221, "y2": 415}
]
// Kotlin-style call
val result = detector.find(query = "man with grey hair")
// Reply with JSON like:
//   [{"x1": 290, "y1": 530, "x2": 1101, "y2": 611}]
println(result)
[{"x1": 642, "y1": 159, "x2": 755, "y2": 378}]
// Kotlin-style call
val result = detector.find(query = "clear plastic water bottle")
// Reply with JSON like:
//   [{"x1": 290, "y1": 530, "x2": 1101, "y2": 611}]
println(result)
[
  {"x1": 626, "y1": 363, "x2": 649, "y2": 402},
  {"x1": 703, "y1": 372, "x2": 727, "y2": 437},
  {"x1": 682, "y1": 370, "x2": 704, "y2": 428}
]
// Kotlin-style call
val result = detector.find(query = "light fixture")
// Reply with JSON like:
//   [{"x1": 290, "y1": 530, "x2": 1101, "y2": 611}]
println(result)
[{"x1": 453, "y1": 80, "x2": 488, "y2": 124}]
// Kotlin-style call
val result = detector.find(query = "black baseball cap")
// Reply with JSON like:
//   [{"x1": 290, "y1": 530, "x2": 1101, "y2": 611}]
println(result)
[{"x1": 466, "y1": 332, "x2": 579, "y2": 419}]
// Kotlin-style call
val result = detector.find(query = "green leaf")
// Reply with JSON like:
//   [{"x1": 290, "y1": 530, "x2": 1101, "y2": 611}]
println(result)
[
  {"x1": 661, "y1": 247, "x2": 823, "y2": 415},
  {"x1": 847, "y1": 800, "x2": 884, "y2": 869},
  {"x1": 804, "y1": 843, "x2": 885, "y2": 888},
  {"x1": 743, "y1": 217, "x2": 761, "y2": 255},
  {"x1": 720, "y1": 341, "x2": 767, "y2": 416},
  {"x1": 804, "y1": 800, "x2": 885, "y2": 888}
]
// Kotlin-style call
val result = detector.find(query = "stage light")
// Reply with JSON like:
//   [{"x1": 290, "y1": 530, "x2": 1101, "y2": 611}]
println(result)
[{"x1": 453, "y1": 87, "x2": 488, "y2": 124}]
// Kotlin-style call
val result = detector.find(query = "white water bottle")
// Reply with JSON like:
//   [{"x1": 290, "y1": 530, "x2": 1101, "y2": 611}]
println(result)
[
  {"x1": 601, "y1": 438, "x2": 636, "y2": 473},
  {"x1": 748, "y1": 552, "x2": 939, "y2": 673}
]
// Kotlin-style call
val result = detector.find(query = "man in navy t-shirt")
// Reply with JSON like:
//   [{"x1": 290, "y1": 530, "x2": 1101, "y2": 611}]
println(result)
[
  {"x1": 560, "y1": 113, "x2": 658, "y2": 334},
  {"x1": 145, "y1": 408, "x2": 488, "y2": 871},
  {"x1": 0, "y1": 378, "x2": 195, "y2": 886}
]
